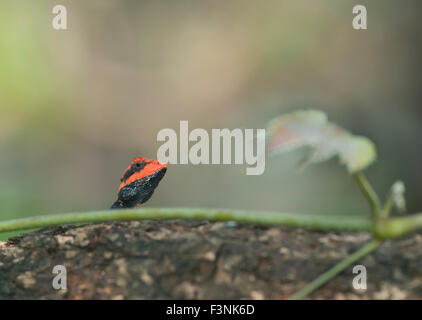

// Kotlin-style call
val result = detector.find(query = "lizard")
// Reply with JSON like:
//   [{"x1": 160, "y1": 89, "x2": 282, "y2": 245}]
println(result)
[{"x1": 110, "y1": 157, "x2": 167, "y2": 209}]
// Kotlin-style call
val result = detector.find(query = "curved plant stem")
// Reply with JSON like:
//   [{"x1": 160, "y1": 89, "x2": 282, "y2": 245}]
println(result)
[
  {"x1": 2, "y1": 208, "x2": 422, "y2": 238},
  {"x1": 0, "y1": 207, "x2": 373, "y2": 234},
  {"x1": 288, "y1": 239, "x2": 381, "y2": 300},
  {"x1": 375, "y1": 213, "x2": 422, "y2": 239},
  {"x1": 354, "y1": 172, "x2": 381, "y2": 219},
  {"x1": 382, "y1": 193, "x2": 394, "y2": 219}
]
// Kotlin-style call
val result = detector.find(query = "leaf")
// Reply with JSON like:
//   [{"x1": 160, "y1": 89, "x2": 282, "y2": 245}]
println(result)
[{"x1": 267, "y1": 110, "x2": 377, "y2": 173}]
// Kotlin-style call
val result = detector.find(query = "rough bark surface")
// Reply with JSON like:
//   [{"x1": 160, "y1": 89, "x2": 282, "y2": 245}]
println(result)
[{"x1": 0, "y1": 220, "x2": 421, "y2": 299}]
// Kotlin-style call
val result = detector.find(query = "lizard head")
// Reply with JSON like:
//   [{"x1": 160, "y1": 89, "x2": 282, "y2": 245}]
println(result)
[{"x1": 111, "y1": 157, "x2": 168, "y2": 209}]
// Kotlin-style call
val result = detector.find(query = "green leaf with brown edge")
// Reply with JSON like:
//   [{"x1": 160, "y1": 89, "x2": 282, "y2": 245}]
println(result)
[{"x1": 267, "y1": 110, "x2": 377, "y2": 173}]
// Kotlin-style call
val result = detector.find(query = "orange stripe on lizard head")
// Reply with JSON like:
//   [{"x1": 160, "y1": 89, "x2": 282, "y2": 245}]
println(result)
[
  {"x1": 118, "y1": 157, "x2": 168, "y2": 192},
  {"x1": 120, "y1": 157, "x2": 147, "y2": 179}
]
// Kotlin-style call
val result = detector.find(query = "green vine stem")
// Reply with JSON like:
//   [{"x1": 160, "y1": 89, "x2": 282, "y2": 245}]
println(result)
[
  {"x1": 382, "y1": 192, "x2": 394, "y2": 219},
  {"x1": 354, "y1": 172, "x2": 382, "y2": 220},
  {"x1": 0, "y1": 208, "x2": 373, "y2": 234},
  {"x1": 374, "y1": 213, "x2": 422, "y2": 239},
  {"x1": 0, "y1": 207, "x2": 422, "y2": 239},
  {"x1": 288, "y1": 239, "x2": 381, "y2": 300}
]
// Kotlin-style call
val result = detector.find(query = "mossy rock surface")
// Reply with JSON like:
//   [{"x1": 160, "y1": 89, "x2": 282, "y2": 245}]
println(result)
[{"x1": 0, "y1": 220, "x2": 421, "y2": 299}]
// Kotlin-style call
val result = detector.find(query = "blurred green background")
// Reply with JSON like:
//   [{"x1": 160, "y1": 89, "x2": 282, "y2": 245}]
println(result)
[{"x1": 1, "y1": 0, "x2": 421, "y2": 239}]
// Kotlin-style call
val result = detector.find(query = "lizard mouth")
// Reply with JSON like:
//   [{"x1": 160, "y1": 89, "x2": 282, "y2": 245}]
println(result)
[{"x1": 143, "y1": 165, "x2": 167, "y2": 183}]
